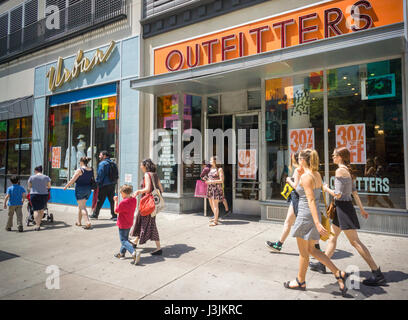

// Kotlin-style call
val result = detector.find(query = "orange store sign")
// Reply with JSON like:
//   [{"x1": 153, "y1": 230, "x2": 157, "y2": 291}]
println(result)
[{"x1": 154, "y1": 0, "x2": 403, "y2": 75}]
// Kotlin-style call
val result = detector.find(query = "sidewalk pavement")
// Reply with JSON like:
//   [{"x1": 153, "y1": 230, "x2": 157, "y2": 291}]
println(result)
[{"x1": 0, "y1": 200, "x2": 407, "y2": 300}]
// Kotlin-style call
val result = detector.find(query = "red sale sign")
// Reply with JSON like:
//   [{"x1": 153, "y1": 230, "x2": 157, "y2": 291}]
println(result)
[
  {"x1": 289, "y1": 128, "x2": 314, "y2": 155},
  {"x1": 51, "y1": 147, "x2": 61, "y2": 169},
  {"x1": 335, "y1": 123, "x2": 366, "y2": 164},
  {"x1": 238, "y1": 149, "x2": 257, "y2": 180}
]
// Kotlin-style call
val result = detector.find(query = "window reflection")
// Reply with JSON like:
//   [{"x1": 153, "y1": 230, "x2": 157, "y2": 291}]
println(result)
[
  {"x1": 265, "y1": 72, "x2": 324, "y2": 200},
  {"x1": 156, "y1": 95, "x2": 178, "y2": 193},
  {"x1": 328, "y1": 58, "x2": 404, "y2": 209}
]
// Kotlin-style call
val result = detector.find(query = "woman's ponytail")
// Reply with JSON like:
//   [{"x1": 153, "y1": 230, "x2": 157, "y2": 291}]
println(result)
[{"x1": 310, "y1": 150, "x2": 320, "y2": 172}]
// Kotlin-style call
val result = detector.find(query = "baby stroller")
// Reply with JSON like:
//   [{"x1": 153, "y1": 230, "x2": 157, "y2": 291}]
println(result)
[{"x1": 26, "y1": 191, "x2": 54, "y2": 226}]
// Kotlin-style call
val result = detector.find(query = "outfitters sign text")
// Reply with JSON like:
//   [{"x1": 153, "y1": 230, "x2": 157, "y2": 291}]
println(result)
[{"x1": 154, "y1": 0, "x2": 403, "y2": 75}]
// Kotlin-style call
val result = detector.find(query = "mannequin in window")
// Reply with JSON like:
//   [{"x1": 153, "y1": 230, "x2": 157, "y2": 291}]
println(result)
[
  {"x1": 76, "y1": 134, "x2": 87, "y2": 169},
  {"x1": 87, "y1": 145, "x2": 97, "y2": 167},
  {"x1": 64, "y1": 146, "x2": 77, "y2": 171}
]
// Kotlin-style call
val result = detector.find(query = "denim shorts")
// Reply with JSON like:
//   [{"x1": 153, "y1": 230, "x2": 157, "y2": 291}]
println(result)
[{"x1": 75, "y1": 185, "x2": 92, "y2": 201}]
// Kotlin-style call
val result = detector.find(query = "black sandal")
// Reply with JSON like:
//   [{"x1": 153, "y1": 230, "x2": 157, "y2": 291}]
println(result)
[
  {"x1": 336, "y1": 271, "x2": 349, "y2": 297},
  {"x1": 284, "y1": 277, "x2": 306, "y2": 291}
]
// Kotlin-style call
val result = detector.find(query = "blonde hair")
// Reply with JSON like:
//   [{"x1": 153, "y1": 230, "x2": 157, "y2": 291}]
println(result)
[
  {"x1": 300, "y1": 149, "x2": 319, "y2": 172},
  {"x1": 120, "y1": 184, "x2": 133, "y2": 195},
  {"x1": 289, "y1": 152, "x2": 299, "y2": 172}
]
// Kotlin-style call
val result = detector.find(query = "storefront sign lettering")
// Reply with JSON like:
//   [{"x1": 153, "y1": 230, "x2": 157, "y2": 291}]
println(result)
[
  {"x1": 330, "y1": 176, "x2": 390, "y2": 194},
  {"x1": 155, "y1": 0, "x2": 402, "y2": 74},
  {"x1": 335, "y1": 123, "x2": 366, "y2": 164},
  {"x1": 47, "y1": 41, "x2": 116, "y2": 91},
  {"x1": 289, "y1": 128, "x2": 314, "y2": 155}
]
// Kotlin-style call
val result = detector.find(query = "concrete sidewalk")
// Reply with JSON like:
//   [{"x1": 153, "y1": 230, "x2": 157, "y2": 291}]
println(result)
[{"x1": 0, "y1": 201, "x2": 407, "y2": 300}]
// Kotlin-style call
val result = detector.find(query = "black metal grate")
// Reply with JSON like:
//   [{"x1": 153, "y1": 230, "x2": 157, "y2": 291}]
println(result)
[{"x1": 0, "y1": 0, "x2": 127, "y2": 65}]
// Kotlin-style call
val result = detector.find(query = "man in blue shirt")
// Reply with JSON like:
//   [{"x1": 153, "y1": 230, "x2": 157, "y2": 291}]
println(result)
[
  {"x1": 4, "y1": 175, "x2": 26, "y2": 232},
  {"x1": 90, "y1": 150, "x2": 117, "y2": 221}
]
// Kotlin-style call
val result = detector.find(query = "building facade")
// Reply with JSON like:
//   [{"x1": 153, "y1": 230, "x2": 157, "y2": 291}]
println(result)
[
  {"x1": 0, "y1": 0, "x2": 142, "y2": 207},
  {"x1": 131, "y1": 0, "x2": 408, "y2": 235}
]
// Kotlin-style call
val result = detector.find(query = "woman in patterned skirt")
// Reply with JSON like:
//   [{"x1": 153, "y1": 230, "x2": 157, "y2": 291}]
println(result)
[
  {"x1": 130, "y1": 159, "x2": 164, "y2": 255},
  {"x1": 206, "y1": 156, "x2": 224, "y2": 227}
]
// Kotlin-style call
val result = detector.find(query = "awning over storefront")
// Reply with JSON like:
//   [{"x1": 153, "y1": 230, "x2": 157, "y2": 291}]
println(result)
[
  {"x1": 0, "y1": 95, "x2": 34, "y2": 121},
  {"x1": 130, "y1": 23, "x2": 405, "y2": 95}
]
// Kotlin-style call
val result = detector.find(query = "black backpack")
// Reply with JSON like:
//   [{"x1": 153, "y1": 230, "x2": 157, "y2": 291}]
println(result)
[{"x1": 107, "y1": 160, "x2": 119, "y2": 183}]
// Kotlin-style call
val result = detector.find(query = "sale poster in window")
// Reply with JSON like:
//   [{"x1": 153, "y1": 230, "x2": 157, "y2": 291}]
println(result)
[
  {"x1": 238, "y1": 149, "x2": 257, "y2": 180},
  {"x1": 335, "y1": 123, "x2": 366, "y2": 164},
  {"x1": 51, "y1": 146, "x2": 61, "y2": 169},
  {"x1": 289, "y1": 128, "x2": 315, "y2": 155}
]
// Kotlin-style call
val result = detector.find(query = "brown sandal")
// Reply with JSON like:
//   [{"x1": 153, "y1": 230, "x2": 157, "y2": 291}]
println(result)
[
  {"x1": 75, "y1": 222, "x2": 82, "y2": 227},
  {"x1": 83, "y1": 223, "x2": 92, "y2": 230},
  {"x1": 209, "y1": 221, "x2": 218, "y2": 227}
]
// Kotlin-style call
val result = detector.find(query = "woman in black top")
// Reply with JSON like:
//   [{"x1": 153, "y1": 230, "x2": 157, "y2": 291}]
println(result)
[{"x1": 64, "y1": 157, "x2": 94, "y2": 229}]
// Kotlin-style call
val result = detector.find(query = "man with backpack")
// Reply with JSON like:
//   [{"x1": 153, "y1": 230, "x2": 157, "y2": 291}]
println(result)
[{"x1": 90, "y1": 150, "x2": 118, "y2": 221}]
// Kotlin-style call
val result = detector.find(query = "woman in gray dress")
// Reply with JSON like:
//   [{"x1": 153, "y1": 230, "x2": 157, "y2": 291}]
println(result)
[
  {"x1": 310, "y1": 147, "x2": 386, "y2": 286},
  {"x1": 284, "y1": 149, "x2": 349, "y2": 297}
]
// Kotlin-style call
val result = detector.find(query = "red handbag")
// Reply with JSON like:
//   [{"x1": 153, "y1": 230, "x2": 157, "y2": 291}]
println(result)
[{"x1": 139, "y1": 193, "x2": 155, "y2": 216}]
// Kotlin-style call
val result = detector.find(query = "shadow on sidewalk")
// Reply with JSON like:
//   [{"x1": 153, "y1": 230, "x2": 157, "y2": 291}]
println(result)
[
  {"x1": 89, "y1": 222, "x2": 117, "y2": 229},
  {"x1": 23, "y1": 220, "x2": 71, "y2": 232},
  {"x1": 331, "y1": 249, "x2": 354, "y2": 260},
  {"x1": 218, "y1": 220, "x2": 250, "y2": 225},
  {"x1": 138, "y1": 243, "x2": 196, "y2": 266},
  {"x1": 306, "y1": 270, "x2": 408, "y2": 299},
  {"x1": 0, "y1": 250, "x2": 20, "y2": 262}
]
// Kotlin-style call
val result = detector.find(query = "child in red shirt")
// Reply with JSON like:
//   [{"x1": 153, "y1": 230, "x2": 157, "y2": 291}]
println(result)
[{"x1": 113, "y1": 185, "x2": 141, "y2": 265}]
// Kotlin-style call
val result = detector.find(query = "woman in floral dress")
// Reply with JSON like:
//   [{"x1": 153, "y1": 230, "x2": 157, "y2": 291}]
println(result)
[{"x1": 206, "y1": 156, "x2": 224, "y2": 227}]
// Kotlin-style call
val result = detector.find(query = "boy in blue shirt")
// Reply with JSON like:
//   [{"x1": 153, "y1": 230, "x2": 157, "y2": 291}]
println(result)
[{"x1": 4, "y1": 175, "x2": 26, "y2": 232}]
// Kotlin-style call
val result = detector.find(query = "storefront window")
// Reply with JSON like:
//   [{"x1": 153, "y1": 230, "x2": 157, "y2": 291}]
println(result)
[
  {"x1": 248, "y1": 90, "x2": 261, "y2": 110},
  {"x1": 183, "y1": 95, "x2": 202, "y2": 193},
  {"x1": 70, "y1": 101, "x2": 92, "y2": 178},
  {"x1": 265, "y1": 72, "x2": 325, "y2": 200},
  {"x1": 207, "y1": 96, "x2": 219, "y2": 114},
  {"x1": 156, "y1": 94, "x2": 179, "y2": 193},
  {"x1": 0, "y1": 117, "x2": 32, "y2": 192},
  {"x1": 7, "y1": 141, "x2": 19, "y2": 174},
  {"x1": 8, "y1": 118, "x2": 20, "y2": 139},
  {"x1": 47, "y1": 95, "x2": 118, "y2": 188},
  {"x1": 48, "y1": 104, "x2": 70, "y2": 187},
  {"x1": 94, "y1": 96, "x2": 117, "y2": 164},
  {"x1": 328, "y1": 59, "x2": 404, "y2": 209},
  {"x1": 0, "y1": 120, "x2": 6, "y2": 140},
  {"x1": 21, "y1": 117, "x2": 32, "y2": 138}
]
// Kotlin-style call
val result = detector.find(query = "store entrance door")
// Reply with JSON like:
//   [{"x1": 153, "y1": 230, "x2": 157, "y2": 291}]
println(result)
[
  {"x1": 233, "y1": 113, "x2": 261, "y2": 216},
  {"x1": 207, "y1": 115, "x2": 233, "y2": 215}
]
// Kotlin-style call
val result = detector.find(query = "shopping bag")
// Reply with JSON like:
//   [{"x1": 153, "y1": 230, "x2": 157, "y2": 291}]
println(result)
[
  {"x1": 281, "y1": 183, "x2": 293, "y2": 200},
  {"x1": 194, "y1": 180, "x2": 207, "y2": 198},
  {"x1": 91, "y1": 187, "x2": 99, "y2": 211}
]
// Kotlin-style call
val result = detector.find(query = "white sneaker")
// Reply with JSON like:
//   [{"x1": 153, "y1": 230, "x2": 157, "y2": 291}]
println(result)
[{"x1": 131, "y1": 251, "x2": 141, "y2": 265}]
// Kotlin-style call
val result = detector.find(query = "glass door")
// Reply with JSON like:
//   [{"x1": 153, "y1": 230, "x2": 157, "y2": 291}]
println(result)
[{"x1": 233, "y1": 113, "x2": 261, "y2": 215}]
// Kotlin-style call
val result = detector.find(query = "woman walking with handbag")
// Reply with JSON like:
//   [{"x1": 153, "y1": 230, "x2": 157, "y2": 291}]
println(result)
[
  {"x1": 130, "y1": 159, "x2": 164, "y2": 255},
  {"x1": 206, "y1": 156, "x2": 224, "y2": 227},
  {"x1": 64, "y1": 157, "x2": 94, "y2": 229},
  {"x1": 266, "y1": 152, "x2": 303, "y2": 252},
  {"x1": 310, "y1": 147, "x2": 386, "y2": 286},
  {"x1": 284, "y1": 149, "x2": 349, "y2": 296}
]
